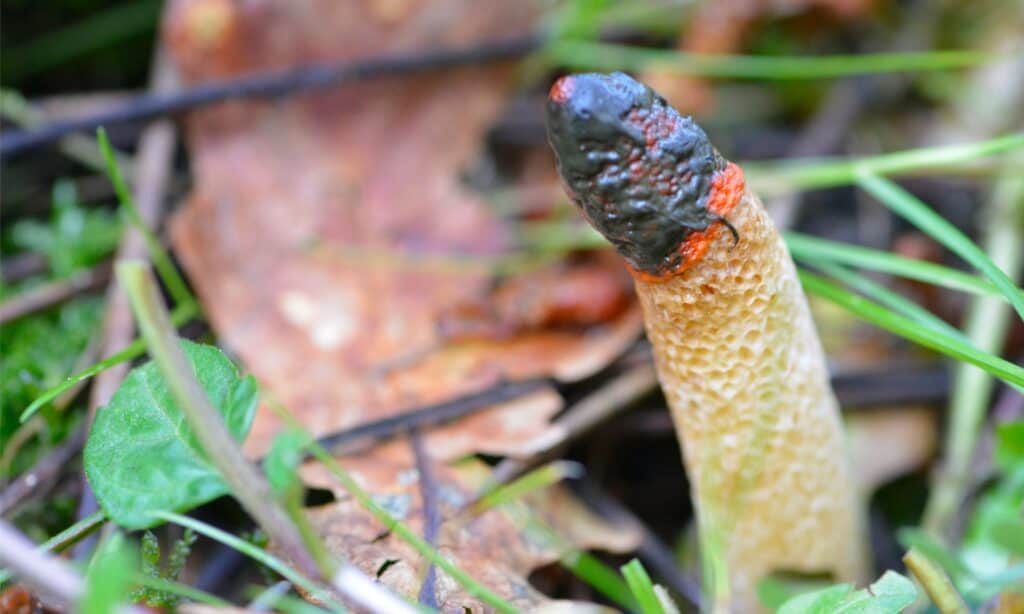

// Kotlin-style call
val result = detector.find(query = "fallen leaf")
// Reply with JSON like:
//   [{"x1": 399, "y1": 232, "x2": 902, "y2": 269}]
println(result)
[
  {"x1": 845, "y1": 405, "x2": 937, "y2": 494},
  {"x1": 164, "y1": 0, "x2": 643, "y2": 460},
  {"x1": 296, "y1": 442, "x2": 640, "y2": 612}
]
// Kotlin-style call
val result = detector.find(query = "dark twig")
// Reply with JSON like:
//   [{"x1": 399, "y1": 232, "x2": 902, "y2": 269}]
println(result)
[
  {"x1": 411, "y1": 431, "x2": 441, "y2": 609},
  {"x1": 0, "y1": 34, "x2": 542, "y2": 158},
  {"x1": 0, "y1": 266, "x2": 110, "y2": 324},
  {"x1": 312, "y1": 377, "x2": 552, "y2": 456},
  {"x1": 484, "y1": 363, "x2": 658, "y2": 492},
  {"x1": 579, "y1": 480, "x2": 702, "y2": 609}
]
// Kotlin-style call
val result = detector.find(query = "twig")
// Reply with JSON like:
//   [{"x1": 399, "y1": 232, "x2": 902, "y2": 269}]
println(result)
[
  {"x1": 0, "y1": 424, "x2": 87, "y2": 517},
  {"x1": 0, "y1": 89, "x2": 133, "y2": 174},
  {"x1": 579, "y1": 481, "x2": 702, "y2": 609},
  {"x1": 0, "y1": 266, "x2": 109, "y2": 324},
  {"x1": 0, "y1": 520, "x2": 83, "y2": 606},
  {"x1": 903, "y1": 549, "x2": 968, "y2": 614},
  {"x1": 117, "y1": 261, "x2": 324, "y2": 581},
  {"x1": 0, "y1": 253, "x2": 47, "y2": 284},
  {"x1": 74, "y1": 48, "x2": 180, "y2": 559},
  {"x1": 485, "y1": 363, "x2": 657, "y2": 490},
  {"x1": 407, "y1": 431, "x2": 440, "y2": 609},
  {"x1": 0, "y1": 34, "x2": 542, "y2": 158},
  {"x1": 411, "y1": 431, "x2": 441, "y2": 609},
  {"x1": 311, "y1": 377, "x2": 552, "y2": 456}
]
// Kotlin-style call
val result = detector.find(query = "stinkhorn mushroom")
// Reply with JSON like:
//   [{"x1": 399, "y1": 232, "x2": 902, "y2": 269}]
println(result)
[{"x1": 546, "y1": 73, "x2": 867, "y2": 611}]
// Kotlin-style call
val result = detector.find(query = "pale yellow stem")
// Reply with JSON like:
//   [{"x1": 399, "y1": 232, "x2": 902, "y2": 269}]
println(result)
[{"x1": 634, "y1": 189, "x2": 867, "y2": 612}]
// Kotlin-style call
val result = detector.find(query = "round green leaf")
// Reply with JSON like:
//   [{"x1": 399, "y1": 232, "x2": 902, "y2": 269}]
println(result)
[{"x1": 84, "y1": 340, "x2": 258, "y2": 529}]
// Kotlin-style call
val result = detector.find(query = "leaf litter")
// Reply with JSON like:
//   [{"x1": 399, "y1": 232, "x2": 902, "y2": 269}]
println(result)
[{"x1": 163, "y1": 0, "x2": 643, "y2": 607}]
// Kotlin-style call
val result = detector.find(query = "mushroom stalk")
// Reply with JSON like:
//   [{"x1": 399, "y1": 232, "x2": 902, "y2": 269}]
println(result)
[{"x1": 546, "y1": 73, "x2": 866, "y2": 612}]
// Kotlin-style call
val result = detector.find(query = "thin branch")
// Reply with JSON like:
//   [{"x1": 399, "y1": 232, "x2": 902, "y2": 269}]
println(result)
[
  {"x1": 311, "y1": 377, "x2": 552, "y2": 457},
  {"x1": 485, "y1": 363, "x2": 657, "y2": 491},
  {"x1": 0, "y1": 520, "x2": 83, "y2": 605},
  {"x1": 0, "y1": 424, "x2": 87, "y2": 517},
  {"x1": 0, "y1": 34, "x2": 542, "y2": 158},
  {"x1": 411, "y1": 431, "x2": 441, "y2": 609},
  {"x1": 0, "y1": 89, "x2": 133, "y2": 174},
  {"x1": 0, "y1": 266, "x2": 109, "y2": 324}
]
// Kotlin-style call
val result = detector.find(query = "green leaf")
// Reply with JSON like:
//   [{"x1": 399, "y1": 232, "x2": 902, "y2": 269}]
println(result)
[
  {"x1": 263, "y1": 428, "x2": 307, "y2": 501},
  {"x1": 996, "y1": 421, "x2": 1024, "y2": 472},
  {"x1": 778, "y1": 583, "x2": 853, "y2": 614},
  {"x1": 990, "y1": 518, "x2": 1024, "y2": 556},
  {"x1": 81, "y1": 532, "x2": 135, "y2": 614},
  {"x1": 84, "y1": 340, "x2": 258, "y2": 529},
  {"x1": 757, "y1": 573, "x2": 835, "y2": 610},
  {"x1": 778, "y1": 573, "x2": 917, "y2": 614},
  {"x1": 834, "y1": 571, "x2": 917, "y2": 613}
]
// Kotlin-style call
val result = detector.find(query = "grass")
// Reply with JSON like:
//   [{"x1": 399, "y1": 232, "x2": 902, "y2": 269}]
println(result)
[
  {"x1": 547, "y1": 41, "x2": 997, "y2": 79},
  {"x1": 621, "y1": 559, "x2": 666, "y2": 614}
]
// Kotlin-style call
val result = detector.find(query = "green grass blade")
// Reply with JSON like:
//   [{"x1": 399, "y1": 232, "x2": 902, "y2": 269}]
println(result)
[
  {"x1": 856, "y1": 171, "x2": 1024, "y2": 323},
  {"x1": 97, "y1": 127, "x2": 194, "y2": 308},
  {"x1": 799, "y1": 271, "x2": 1024, "y2": 389},
  {"x1": 749, "y1": 132, "x2": 1024, "y2": 192},
  {"x1": 154, "y1": 511, "x2": 347, "y2": 613},
  {"x1": 621, "y1": 559, "x2": 665, "y2": 614},
  {"x1": 786, "y1": 233, "x2": 1013, "y2": 300},
  {"x1": 547, "y1": 41, "x2": 995, "y2": 80},
  {"x1": 561, "y1": 550, "x2": 637, "y2": 610},
  {"x1": 811, "y1": 261, "x2": 970, "y2": 343},
  {"x1": 471, "y1": 461, "x2": 584, "y2": 514},
  {"x1": 19, "y1": 301, "x2": 198, "y2": 422}
]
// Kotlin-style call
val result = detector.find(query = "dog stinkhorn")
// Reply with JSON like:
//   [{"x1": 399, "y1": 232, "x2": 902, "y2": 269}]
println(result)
[{"x1": 546, "y1": 73, "x2": 866, "y2": 611}]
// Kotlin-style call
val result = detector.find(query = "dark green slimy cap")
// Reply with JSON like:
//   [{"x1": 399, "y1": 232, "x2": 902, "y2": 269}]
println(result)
[{"x1": 546, "y1": 72, "x2": 726, "y2": 276}]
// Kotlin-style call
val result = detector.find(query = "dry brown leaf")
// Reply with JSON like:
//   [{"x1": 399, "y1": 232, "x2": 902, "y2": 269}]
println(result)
[
  {"x1": 297, "y1": 442, "x2": 640, "y2": 612},
  {"x1": 164, "y1": 0, "x2": 642, "y2": 459},
  {"x1": 846, "y1": 406, "x2": 937, "y2": 494}
]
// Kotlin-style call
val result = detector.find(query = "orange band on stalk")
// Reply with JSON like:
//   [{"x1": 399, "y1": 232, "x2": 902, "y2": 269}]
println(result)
[{"x1": 629, "y1": 161, "x2": 746, "y2": 283}]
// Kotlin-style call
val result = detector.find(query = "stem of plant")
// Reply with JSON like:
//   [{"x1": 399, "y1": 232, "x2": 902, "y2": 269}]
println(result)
[
  {"x1": 903, "y1": 549, "x2": 969, "y2": 614},
  {"x1": 116, "y1": 260, "x2": 330, "y2": 581}
]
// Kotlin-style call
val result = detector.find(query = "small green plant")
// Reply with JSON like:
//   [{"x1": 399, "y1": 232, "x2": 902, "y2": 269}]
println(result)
[
  {"x1": 10, "y1": 179, "x2": 120, "y2": 279},
  {"x1": 83, "y1": 340, "x2": 258, "y2": 529},
  {"x1": 128, "y1": 529, "x2": 197, "y2": 608},
  {"x1": 81, "y1": 532, "x2": 136, "y2": 614}
]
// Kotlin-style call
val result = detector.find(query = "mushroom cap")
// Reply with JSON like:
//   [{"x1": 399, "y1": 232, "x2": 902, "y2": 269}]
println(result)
[{"x1": 545, "y1": 72, "x2": 726, "y2": 277}]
